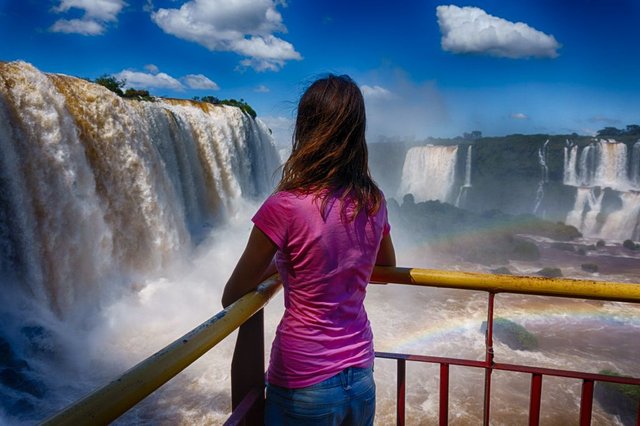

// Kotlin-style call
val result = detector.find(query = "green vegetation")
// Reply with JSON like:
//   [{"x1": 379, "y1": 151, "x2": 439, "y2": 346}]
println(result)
[
  {"x1": 195, "y1": 95, "x2": 257, "y2": 118},
  {"x1": 94, "y1": 74, "x2": 125, "y2": 96},
  {"x1": 596, "y1": 124, "x2": 640, "y2": 142},
  {"x1": 599, "y1": 370, "x2": 640, "y2": 400},
  {"x1": 92, "y1": 75, "x2": 259, "y2": 117}
]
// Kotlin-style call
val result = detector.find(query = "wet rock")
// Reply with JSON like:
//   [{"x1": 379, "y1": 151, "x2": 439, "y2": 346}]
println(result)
[
  {"x1": 594, "y1": 371, "x2": 640, "y2": 426},
  {"x1": 511, "y1": 239, "x2": 540, "y2": 261},
  {"x1": 551, "y1": 242, "x2": 575, "y2": 252},
  {"x1": 596, "y1": 239, "x2": 606, "y2": 248},
  {"x1": 480, "y1": 317, "x2": 538, "y2": 350},
  {"x1": 622, "y1": 239, "x2": 639, "y2": 250},
  {"x1": 536, "y1": 267, "x2": 563, "y2": 278},
  {"x1": 581, "y1": 263, "x2": 599, "y2": 273}
]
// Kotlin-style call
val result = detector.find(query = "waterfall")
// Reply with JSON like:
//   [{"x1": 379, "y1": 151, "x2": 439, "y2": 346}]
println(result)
[
  {"x1": 565, "y1": 188, "x2": 605, "y2": 236},
  {"x1": 533, "y1": 139, "x2": 550, "y2": 214},
  {"x1": 0, "y1": 61, "x2": 279, "y2": 316},
  {"x1": 631, "y1": 140, "x2": 640, "y2": 189},
  {"x1": 399, "y1": 145, "x2": 458, "y2": 203},
  {"x1": 454, "y1": 145, "x2": 472, "y2": 207},
  {"x1": 563, "y1": 141, "x2": 578, "y2": 186},
  {"x1": 599, "y1": 192, "x2": 640, "y2": 241},
  {"x1": 592, "y1": 139, "x2": 629, "y2": 190}
]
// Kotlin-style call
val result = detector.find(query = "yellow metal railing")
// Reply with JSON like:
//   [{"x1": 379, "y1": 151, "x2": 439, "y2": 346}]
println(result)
[
  {"x1": 42, "y1": 275, "x2": 282, "y2": 425},
  {"x1": 42, "y1": 267, "x2": 640, "y2": 424}
]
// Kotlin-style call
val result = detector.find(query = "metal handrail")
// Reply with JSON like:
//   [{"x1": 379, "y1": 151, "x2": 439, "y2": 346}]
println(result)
[
  {"x1": 372, "y1": 266, "x2": 640, "y2": 303},
  {"x1": 41, "y1": 267, "x2": 640, "y2": 424},
  {"x1": 42, "y1": 275, "x2": 282, "y2": 425}
]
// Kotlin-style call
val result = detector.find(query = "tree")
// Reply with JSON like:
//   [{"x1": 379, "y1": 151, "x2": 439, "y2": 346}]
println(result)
[
  {"x1": 94, "y1": 74, "x2": 125, "y2": 96},
  {"x1": 596, "y1": 126, "x2": 622, "y2": 137}
]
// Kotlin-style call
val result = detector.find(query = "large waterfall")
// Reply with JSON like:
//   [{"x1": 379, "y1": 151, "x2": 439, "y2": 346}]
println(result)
[
  {"x1": 0, "y1": 61, "x2": 279, "y2": 422},
  {"x1": 563, "y1": 139, "x2": 640, "y2": 240},
  {"x1": 398, "y1": 145, "x2": 458, "y2": 203}
]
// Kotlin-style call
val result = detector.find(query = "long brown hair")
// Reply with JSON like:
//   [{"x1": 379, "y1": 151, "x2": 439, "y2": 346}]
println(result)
[{"x1": 277, "y1": 74, "x2": 382, "y2": 219}]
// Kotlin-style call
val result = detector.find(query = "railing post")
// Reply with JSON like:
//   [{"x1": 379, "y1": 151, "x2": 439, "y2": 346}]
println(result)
[
  {"x1": 483, "y1": 292, "x2": 495, "y2": 426},
  {"x1": 397, "y1": 358, "x2": 406, "y2": 426},
  {"x1": 439, "y1": 363, "x2": 449, "y2": 426},
  {"x1": 579, "y1": 379, "x2": 594, "y2": 426},
  {"x1": 529, "y1": 373, "x2": 542, "y2": 426},
  {"x1": 231, "y1": 309, "x2": 265, "y2": 425}
]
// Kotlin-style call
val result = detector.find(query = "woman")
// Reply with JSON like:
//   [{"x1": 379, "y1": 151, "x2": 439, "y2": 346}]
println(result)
[{"x1": 222, "y1": 74, "x2": 395, "y2": 425}]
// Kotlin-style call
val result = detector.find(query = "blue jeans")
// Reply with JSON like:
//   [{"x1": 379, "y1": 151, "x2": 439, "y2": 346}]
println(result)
[{"x1": 264, "y1": 366, "x2": 376, "y2": 425}]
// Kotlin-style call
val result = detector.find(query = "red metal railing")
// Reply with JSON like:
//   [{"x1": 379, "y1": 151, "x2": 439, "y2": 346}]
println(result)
[
  {"x1": 226, "y1": 268, "x2": 640, "y2": 425},
  {"x1": 375, "y1": 290, "x2": 640, "y2": 426}
]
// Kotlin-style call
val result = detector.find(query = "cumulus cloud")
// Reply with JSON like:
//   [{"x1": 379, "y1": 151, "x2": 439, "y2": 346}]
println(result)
[
  {"x1": 361, "y1": 85, "x2": 393, "y2": 100},
  {"x1": 436, "y1": 5, "x2": 560, "y2": 58},
  {"x1": 181, "y1": 74, "x2": 220, "y2": 90},
  {"x1": 51, "y1": 0, "x2": 126, "y2": 35},
  {"x1": 511, "y1": 112, "x2": 529, "y2": 120},
  {"x1": 254, "y1": 84, "x2": 270, "y2": 93},
  {"x1": 151, "y1": 0, "x2": 302, "y2": 71},
  {"x1": 114, "y1": 70, "x2": 184, "y2": 91},
  {"x1": 113, "y1": 67, "x2": 220, "y2": 92}
]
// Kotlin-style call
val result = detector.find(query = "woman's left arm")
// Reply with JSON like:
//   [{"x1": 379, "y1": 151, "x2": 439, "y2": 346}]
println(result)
[{"x1": 221, "y1": 225, "x2": 278, "y2": 307}]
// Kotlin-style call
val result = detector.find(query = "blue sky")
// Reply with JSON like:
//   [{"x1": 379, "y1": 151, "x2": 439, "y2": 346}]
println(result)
[{"x1": 1, "y1": 0, "x2": 639, "y2": 143}]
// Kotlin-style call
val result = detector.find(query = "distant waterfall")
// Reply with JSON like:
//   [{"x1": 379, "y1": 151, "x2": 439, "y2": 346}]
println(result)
[
  {"x1": 533, "y1": 139, "x2": 549, "y2": 214},
  {"x1": 565, "y1": 188, "x2": 605, "y2": 236},
  {"x1": 599, "y1": 192, "x2": 640, "y2": 241},
  {"x1": 455, "y1": 145, "x2": 472, "y2": 207},
  {"x1": 563, "y1": 141, "x2": 578, "y2": 186},
  {"x1": 632, "y1": 140, "x2": 640, "y2": 188},
  {"x1": 399, "y1": 145, "x2": 458, "y2": 203},
  {"x1": 564, "y1": 139, "x2": 630, "y2": 190},
  {"x1": 0, "y1": 61, "x2": 279, "y2": 316},
  {"x1": 562, "y1": 139, "x2": 640, "y2": 240}
]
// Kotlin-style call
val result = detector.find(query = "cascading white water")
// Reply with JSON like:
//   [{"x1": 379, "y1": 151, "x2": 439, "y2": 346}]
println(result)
[
  {"x1": 563, "y1": 141, "x2": 578, "y2": 186},
  {"x1": 399, "y1": 145, "x2": 458, "y2": 203},
  {"x1": 599, "y1": 192, "x2": 640, "y2": 241},
  {"x1": 631, "y1": 140, "x2": 640, "y2": 188},
  {"x1": 565, "y1": 188, "x2": 605, "y2": 236},
  {"x1": 0, "y1": 61, "x2": 278, "y2": 315},
  {"x1": 455, "y1": 145, "x2": 472, "y2": 207},
  {"x1": 562, "y1": 139, "x2": 640, "y2": 240},
  {"x1": 0, "y1": 61, "x2": 279, "y2": 422},
  {"x1": 533, "y1": 139, "x2": 549, "y2": 214}
]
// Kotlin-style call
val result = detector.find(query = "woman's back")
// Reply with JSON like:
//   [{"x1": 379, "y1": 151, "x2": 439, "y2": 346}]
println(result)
[{"x1": 253, "y1": 190, "x2": 390, "y2": 388}]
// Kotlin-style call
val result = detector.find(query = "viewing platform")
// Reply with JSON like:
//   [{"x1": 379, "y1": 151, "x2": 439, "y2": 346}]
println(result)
[{"x1": 42, "y1": 267, "x2": 640, "y2": 425}]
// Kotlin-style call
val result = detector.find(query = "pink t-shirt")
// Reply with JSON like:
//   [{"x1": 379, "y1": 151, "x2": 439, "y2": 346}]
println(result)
[{"x1": 252, "y1": 190, "x2": 390, "y2": 388}]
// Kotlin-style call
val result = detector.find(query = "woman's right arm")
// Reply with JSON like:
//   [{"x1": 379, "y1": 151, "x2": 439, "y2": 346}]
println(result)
[{"x1": 375, "y1": 233, "x2": 396, "y2": 266}]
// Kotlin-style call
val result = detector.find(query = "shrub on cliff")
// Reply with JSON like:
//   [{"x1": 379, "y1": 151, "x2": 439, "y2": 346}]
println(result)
[{"x1": 95, "y1": 74, "x2": 125, "y2": 96}]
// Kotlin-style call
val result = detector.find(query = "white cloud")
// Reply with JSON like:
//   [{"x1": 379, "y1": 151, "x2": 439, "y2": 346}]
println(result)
[
  {"x1": 51, "y1": 18, "x2": 104, "y2": 35},
  {"x1": 51, "y1": 0, "x2": 125, "y2": 35},
  {"x1": 181, "y1": 74, "x2": 220, "y2": 90},
  {"x1": 254, "y1": 84, "x2": 270, "y2": 93},
  {"x1": 151, "y1": 0, "x2": 301, "y2": 71},
  {"x1": 361, "y1": 85, "x2": 393, "y2": 100},
  {"x1": 114, "y1": 70, "x2": 184, "y2": 91},
  {"x1": 511, "y1": 112, "x2": 529, "y2": 120},
  {"x1": 436, "y1": 5, "x2": 560, "y2": 58},
  {"x1": 144, "y1": 64, "x2": 160, "y2": 74}
]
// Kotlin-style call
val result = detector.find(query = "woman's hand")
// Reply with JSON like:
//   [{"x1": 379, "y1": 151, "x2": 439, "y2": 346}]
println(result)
[{"x1": 221, "y1": 226, "x2": 278, "y2": 307}]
